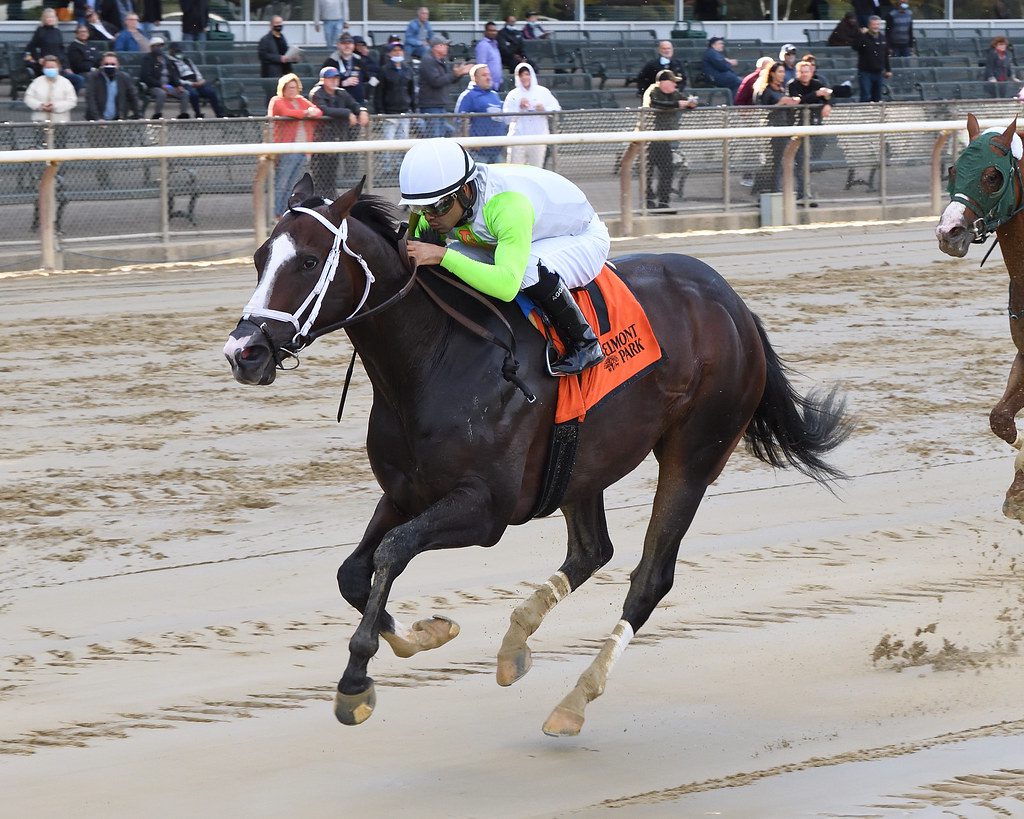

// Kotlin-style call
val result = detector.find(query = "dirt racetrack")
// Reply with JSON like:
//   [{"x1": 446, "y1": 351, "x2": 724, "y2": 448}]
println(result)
[{"x1": 2, "y1": 221, "x2": 1023, "y2": 817}]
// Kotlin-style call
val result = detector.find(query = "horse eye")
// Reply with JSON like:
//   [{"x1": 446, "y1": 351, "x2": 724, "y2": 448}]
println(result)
[
  {"x1": 947, "y1": 166, "x2": 956, "y2": 181},
  {"x1": 301, "y1": 257, "x2": 319, "y2": 271}
]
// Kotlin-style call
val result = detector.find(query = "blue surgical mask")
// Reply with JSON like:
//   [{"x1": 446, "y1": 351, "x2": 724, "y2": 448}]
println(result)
[
  {"x1": 391, "y1": 55, "x2": 403, "y2": 64},
  {"x1": 42, "y1": 67, "x2": 59, "y2": 78},
  {"x1": 659, "y1": 56, "x2": 669, "y2": 65}
]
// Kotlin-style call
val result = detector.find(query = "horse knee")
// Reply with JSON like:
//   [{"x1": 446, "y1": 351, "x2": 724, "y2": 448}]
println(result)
[{"x1": 338, "y1": 555, "x2": 371, "y2": 607}]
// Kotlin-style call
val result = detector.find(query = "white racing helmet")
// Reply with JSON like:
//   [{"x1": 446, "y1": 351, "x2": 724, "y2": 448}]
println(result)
[{"x1": 398, "y1": 139, "x2": 478, "y2": 206}]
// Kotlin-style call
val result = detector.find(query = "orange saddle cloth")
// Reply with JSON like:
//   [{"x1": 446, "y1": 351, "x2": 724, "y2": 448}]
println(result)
[{"x1": 528, "y1": 264, "x2": 663, "y2": 424}]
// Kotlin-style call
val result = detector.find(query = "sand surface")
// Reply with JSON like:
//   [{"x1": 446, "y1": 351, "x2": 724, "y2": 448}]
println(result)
[{"x1": 2, "y1": 221, "x2": 1023, "y2": 817}]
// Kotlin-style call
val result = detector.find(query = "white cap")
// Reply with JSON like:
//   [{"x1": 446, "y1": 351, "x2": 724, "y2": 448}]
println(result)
[{"x1": 150, "y1": 36, "x2": 165, "y2": 45}]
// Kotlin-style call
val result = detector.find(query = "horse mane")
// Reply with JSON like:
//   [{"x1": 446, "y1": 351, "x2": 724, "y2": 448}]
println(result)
[{"x1": 350, "y1": 194, "x2": 403, "y2": 249}]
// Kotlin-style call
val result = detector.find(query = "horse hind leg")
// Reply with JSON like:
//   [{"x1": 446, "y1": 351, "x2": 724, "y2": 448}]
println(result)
[{"x1": 496, "y1": 495, "x2": 614, "y2": 686}]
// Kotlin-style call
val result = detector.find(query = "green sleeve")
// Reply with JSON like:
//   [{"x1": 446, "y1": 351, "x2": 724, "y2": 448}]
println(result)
[{"x1": 440, "y1": 191, "x2": 536, "y2": 302}]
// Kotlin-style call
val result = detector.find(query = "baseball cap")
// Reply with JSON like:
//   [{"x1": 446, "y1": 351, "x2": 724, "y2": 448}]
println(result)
[
  {"x1": 319, "y1": 66, "x2": 341, "y2": 78},
  {"x1": 150, "y1": 35, "x2": 165, "y2": 45},
  {"x1": 525, "y1": 9, "x2": 538, "y2": 15},
  {"x1": 780, "y1": 43, "x2": 797, "y2": 56},
  {"x1": 428, "y1": 34, "x2": 449, "y2": 46},
  {"x1": 338, "y1": 32, "x2": 354, "y2": 42},
  {"x1": 387, "y1": 33, "x2": 401, "y2": 42},
  {"x1": 656, "y1": 69, "x2": 681, "y2": 83},
  {"x1": 388, "y1": 41, "x2": 404, "y2": 52},
  {"x1": 708, "y1": 36, "x2": 723, "y2": 47},
  {"x1": 352, "y1": 35, "x2": 366, "y2": 45}
]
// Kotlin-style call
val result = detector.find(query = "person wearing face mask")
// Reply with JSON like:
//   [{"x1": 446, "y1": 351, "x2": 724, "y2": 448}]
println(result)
[
  {"x1": 85, "y1": 53, "x2": 142, "y2": 120},
  {"x1": 168, "y1": 41, "x2": 226, "y2": 117},
  {"x1": 68, "y1": 24, "x2": 103, "y2": 77},
  {"x1": 502, "y1": 62, "x2": 560, "y2": 167},
  {"x1": 374, "y1": 42, "x2": 415, "y2": 179},
  {"x1": 24, "y1": 56, "x2": 79, "y2": 123},
  {"x1": 635, "y1": 41, "x2": 685, "y2": 98},
  {"x1": 140, "y1": 36, "x2": 190, "y2": 118},
  {"x1": 259, "y1": 16, "x2": 299, "y2": 78},
  {"x1": 24, "y1": 9, "x2": 84, "y2": 91}
]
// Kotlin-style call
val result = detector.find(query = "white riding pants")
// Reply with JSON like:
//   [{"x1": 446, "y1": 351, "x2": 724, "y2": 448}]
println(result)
[{"x1": 448, "y1": 213, "x2": 610, "y2": 291}]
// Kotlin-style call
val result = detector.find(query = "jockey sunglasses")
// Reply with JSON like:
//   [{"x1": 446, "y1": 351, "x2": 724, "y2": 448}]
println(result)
[{"x1": 416, "y1": 193, "x2": 459, "y2": 217}]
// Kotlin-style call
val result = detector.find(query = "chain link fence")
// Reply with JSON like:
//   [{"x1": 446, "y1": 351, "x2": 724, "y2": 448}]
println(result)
[{"x1": 1, "y1": 98, "x2": 1022, "y2": 268}]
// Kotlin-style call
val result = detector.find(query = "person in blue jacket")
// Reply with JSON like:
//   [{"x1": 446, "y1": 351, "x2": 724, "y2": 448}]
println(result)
[
  {"x1": 701, "y1": 36, "x2": 741, "y2": 100},
  {"x1": 454, "y1": 63, "x2": 508, "y2": 164}
]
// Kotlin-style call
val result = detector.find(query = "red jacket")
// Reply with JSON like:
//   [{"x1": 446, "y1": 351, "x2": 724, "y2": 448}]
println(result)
[{"x1": 269, "y1": 96, "x2": 322, "y2": 143}]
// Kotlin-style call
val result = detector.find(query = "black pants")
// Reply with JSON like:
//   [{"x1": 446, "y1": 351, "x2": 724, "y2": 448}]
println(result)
[{"x1": 646, "y1": 141, "x2": 674, "y2": 209}]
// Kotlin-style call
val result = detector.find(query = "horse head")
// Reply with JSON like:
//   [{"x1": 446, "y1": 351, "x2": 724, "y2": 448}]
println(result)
[
  {"x1": 224, "y1": 174, "x2": 371, "y2": 386},
  {"x1": 937, "y1": 114, "x2": 1023, "y2": 257}
]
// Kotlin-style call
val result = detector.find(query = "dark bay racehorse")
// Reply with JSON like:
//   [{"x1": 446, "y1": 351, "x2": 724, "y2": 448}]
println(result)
[
  {"x1": 936, "y1": 115, "x2": 1024, "y2": 520},
  {"x1": 224, "y1": 175, "x2": 849, "y2": 736}
]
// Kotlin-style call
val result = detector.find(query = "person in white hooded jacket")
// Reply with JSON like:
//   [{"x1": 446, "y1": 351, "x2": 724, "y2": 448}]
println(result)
[{"x1": 501, "y1": 62, "x2": 560, "y2": 167}]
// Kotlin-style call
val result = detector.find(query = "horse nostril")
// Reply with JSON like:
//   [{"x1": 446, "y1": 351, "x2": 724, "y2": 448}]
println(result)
[{"x1": 238, "y1": 346, "x2": 264, "y2": 362}]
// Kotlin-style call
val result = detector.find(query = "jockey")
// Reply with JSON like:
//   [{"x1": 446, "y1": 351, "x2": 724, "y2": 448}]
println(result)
[{"x1": 400, "y1": 138, "x2": 608, "y2": 376}]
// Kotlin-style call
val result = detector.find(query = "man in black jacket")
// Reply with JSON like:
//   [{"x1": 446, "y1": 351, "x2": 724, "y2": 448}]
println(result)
[
  {"x1": 68, "y1": 24, "x2": 103, "y2": 77},
  {"x1": 635, "y1": 41, "x2": 686, "y2": 98},
  {"x1": 854, "y1": 15, "x2": 891, "y2": 102},
  {"x1": 309, "y1": 66, "x2": 368, "y2": 195},
  {"x1": 180, "y1": 0, "x2": 209, "y2": 42},
  {"x1": 140, "y1": 36, "x2": 190, "y2": 117},
  {"x1": 85, "y1": 52, "x2": 142, "y2": 119},
  {"x1": 258, "y1": 15, "x2": 298, "y2": 78},
  {"x1": 374, "y1": 43, "x2": 415, "y2": 178},
  {"x1": 496, "y1": 15, "x2": 525, "y2": 74},
  {"x1": 85, "y1": 7, "x2": 118, "y2": 41},
  {"x1": 321, "y1": 32, "x2": 367, "y2": 105}
]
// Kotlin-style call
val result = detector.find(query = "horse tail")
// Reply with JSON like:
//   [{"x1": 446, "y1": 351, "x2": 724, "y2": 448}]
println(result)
[{"x1": 744, "y1": 314, "x2": 851, "y2": 485}]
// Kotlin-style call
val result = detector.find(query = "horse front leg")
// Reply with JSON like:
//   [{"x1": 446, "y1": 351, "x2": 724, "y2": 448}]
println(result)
[
  {"x1": 335, "y1": 481, "x2": 504, "y2": 725},
  {"x1": 338, "y1": 496, "x2": 459, "y2": 659},
  {"x1": 990, "y1": 352, "x2": 1024, "y2": 521}
]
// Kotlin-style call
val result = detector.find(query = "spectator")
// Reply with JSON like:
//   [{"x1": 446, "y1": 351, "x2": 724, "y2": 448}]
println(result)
[
  {"x1": 323, "y1": 33, "x2": 367, "y2": 106},
  {"x1": 404, "y1": 6, "x2": 433, "y2": 60},
  {"x1": 352, "y1": 36, "x2": 380, "y2": 98},
  {"x1": 502, "y1": 62, "x2": 560, "y2": 167},
  {"x1": 993, "y1": 0, "x2": 1013, "y2": 19},
  {"x1": 309, "y1": 66, "x2": 367, "y2": 195},
  {"x1": 259, "y1": 15, "x2": 298, "y2": 78},
  {"x1": 139, "y1": 0, "x2": 160, "y2": 37},
  {"x1": 886, "y1": 2, "x2": 914, "y2": 58},
  {"x1": 113, "y1": 13, "x2": 150, "y2": 51},
  {"x1": 986, "y1": 36, "x2": 1018, "y2": 83},
  {"x1": 140, "y1": 36, "x2": 190, "y2": 118},
  {"x1": 751, "y1": 61, "x2": 800, "y2": 197},
  {"x1": 522, "y1": 11, "x2": 548, "y2": 40},
  {"x1": 24, "y1": 55, "x2": 79, "y2": 122},
  {"x1": 25, "y1": 11, "x2": 85, "y2": 92},
  {"x1": 418, "y1": 35, "x2": 471, "y2": 138},
  {"x1": 179, "y1": 0, "x2": 209, "y2": 42},
  {"x1": 496, "y1": 15, "x2": 526, "y2": 75},
  {"x1": 474, "y1": 22, "x2": 503, "y2": 93},
  {"x1": 68, "y1": 24, "x2": 103, "y2": 77},
  {"x1": 852, "y1": 0, "x2": 883, "y2": 28},
  {"x1": 694, "y1": 0, "x2": 720, "y2": 19},
  {"x1": 641, "y1": 70, "x2": 697, "y2": 211},
  {"x1": 374, "y1": 43, "x2": 415, "y2": 178},
  {"x1": 455, "y1": 64, "x2": 507, "y2": 164},
  {"x1": 702, "y1": 37, "x2": 741, "y2": 100},
  {"x1": 267, "y1": 73, "x2": 323, "y2": 218},
  {"x1": 99, "y1": 0, "x2": 134, "y2": 32},
  {"x1": 788, "y1": 59, "x2": 832, "y2": 205},
  {"x1": 381, "y1": 32, "x2": 402, "y2": 62},
  {"x1": 828, "y1": 11, "x2": 861, "y2": 47},
  {"x1": 85, "y1": 6, "x2": 117, "y2": 40},
  {"x1": 85, "y1": 52, "x2": 142, "y2": 119},
  {"x1": 779, "y1": 43, "x2": 798, "y2": 84},
  {"x1": 636, "y1": 41, "x2": 686, "y2": 98},
  {"x1": 168, "y1": 41, "x2": 225, "y2": 117},
  {"x1": 854, "y1": 15, "x2": 891, "y2": 102},
  {"x1": 735, "y1": 55, "x2": 774, "y2": 105},
  {"x1": 314, "y1": 0, "x2": 347, "y2": 50}
]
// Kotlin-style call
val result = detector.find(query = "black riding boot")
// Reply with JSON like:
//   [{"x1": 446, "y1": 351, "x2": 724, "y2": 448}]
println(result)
[{"x1": 524, "y1": 263, "x2": 605, "y2": 376}]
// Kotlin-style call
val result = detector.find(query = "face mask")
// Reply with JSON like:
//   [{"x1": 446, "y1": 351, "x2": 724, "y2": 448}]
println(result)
[
  {"x1": 151, "y1": 46, "x2": 162, "y2": 54},
  {"x1": 273, "y1": 25, "x2": 283, "y2": 32},
  {"x1": 391, "y1": 55, "x2": 403, "y2": 63},
  {"x1": 43, "y1": 67, "x2": 59, "y2": 78},
  {"x1": 102, "y1": 65, "x2": 117, "y2": 75},
  {"x1": 659, "y1": 56, "x2": 669, "y2": 65}
]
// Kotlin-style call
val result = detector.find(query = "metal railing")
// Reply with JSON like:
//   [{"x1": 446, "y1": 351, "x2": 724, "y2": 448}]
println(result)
[{"x1": 0, "y1": 101, "x2": 1021, "y2": 271}]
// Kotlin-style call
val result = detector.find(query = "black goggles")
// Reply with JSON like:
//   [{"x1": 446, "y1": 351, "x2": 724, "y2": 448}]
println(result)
[{"x1": 416, "y1": 193, "x2": 459, "y2": 217}]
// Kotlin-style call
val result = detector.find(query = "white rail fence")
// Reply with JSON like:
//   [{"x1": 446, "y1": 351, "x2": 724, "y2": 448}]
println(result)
[{"x1": 0, "y1": 118, "x2": 993, "y2": 272}]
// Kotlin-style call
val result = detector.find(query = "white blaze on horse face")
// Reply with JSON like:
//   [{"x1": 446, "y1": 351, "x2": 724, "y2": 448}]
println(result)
[
  {"x1": 250, "y1": 233, "x2": 298, "y2": 313},
  {"x1": 223, "y1": 333, "x2": 255, "y2": 359},
  {"x1": 936, "y1": 202, "x2": 970, "y2": 257}
]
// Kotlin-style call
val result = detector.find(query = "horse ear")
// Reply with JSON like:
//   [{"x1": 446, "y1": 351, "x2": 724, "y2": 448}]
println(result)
[
  {"x1": 288, "y1": 172, "x2": 315, "y2": 209},
  {"x1": 328, "y1": 176, "x2": 366, "y2": 221},
  {"x1": 990, "y1": 118, "x2": 1018, "y2": 151},
  {"x1": 967, "y1": 113, "x2": 981, "y2": 141}
]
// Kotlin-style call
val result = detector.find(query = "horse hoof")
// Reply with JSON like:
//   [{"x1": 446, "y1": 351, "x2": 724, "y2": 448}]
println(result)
[
  {"x1": 383, "y1": 616, "x2": 460, "y2": 659},
  {"x1": 542, "y1": 706, "x2": 585, "y2": 737},
  {"x1": 496, "y1": 645, "x2": 532, "y2": 686},
  {"x1": 334, "y1": 682, "x2": 376, "y2": 725}
]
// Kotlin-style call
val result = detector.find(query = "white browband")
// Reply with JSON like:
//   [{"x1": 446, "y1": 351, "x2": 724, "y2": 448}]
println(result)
[{"x1": 243, "y1": 203, "x2": 377, "y2": 345}]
